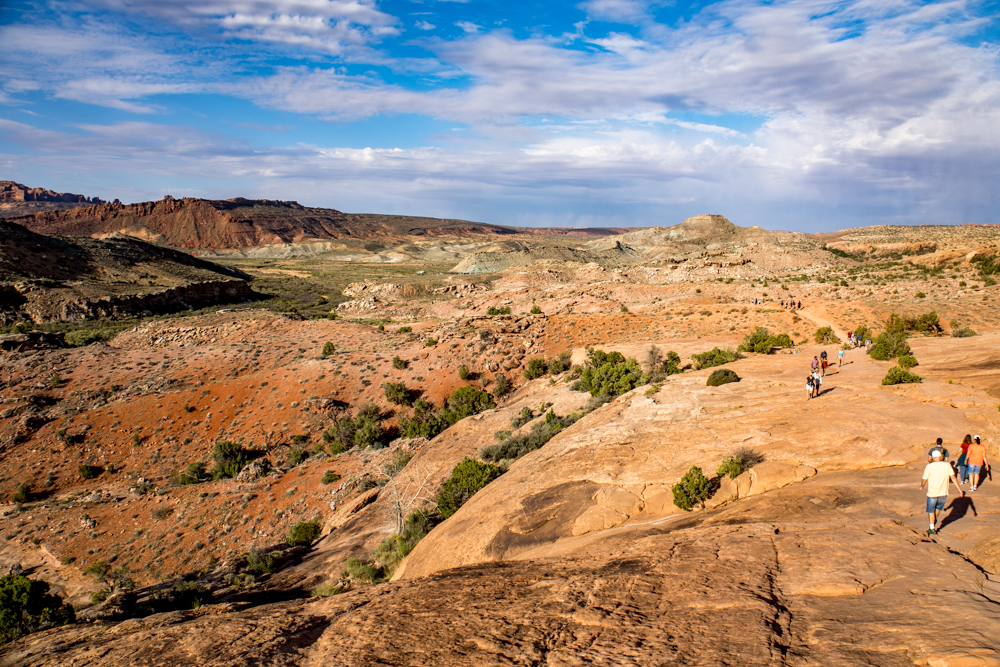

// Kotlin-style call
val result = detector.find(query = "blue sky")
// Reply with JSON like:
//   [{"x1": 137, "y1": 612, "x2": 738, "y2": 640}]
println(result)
[{"x1": 1, "y1": 0, "x2": 998, "y2": 231}]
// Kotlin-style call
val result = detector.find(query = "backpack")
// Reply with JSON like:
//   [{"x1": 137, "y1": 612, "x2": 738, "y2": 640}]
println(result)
[{"x1": 806, "y1": 376, "x2": 814, "y2": 388}]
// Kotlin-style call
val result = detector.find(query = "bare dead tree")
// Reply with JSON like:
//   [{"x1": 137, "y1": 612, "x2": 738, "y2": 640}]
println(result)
[{"x1": 382, "y1": 463, "x2": 435, "y2": 534}]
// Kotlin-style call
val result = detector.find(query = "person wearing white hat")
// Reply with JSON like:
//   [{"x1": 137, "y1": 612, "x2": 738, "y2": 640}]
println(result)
[{"x1": 921, "y1": 449, "x2": 964, "y2": 535}]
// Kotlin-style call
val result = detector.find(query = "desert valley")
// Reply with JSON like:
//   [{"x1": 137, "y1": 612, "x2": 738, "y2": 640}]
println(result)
[{"x1": 0, "y1": 181, "x2": 998, "y2": 665}]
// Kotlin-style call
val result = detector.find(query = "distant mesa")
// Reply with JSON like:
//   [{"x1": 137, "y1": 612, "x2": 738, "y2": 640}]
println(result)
[
  {"x1": 9, "y1": 194, "x2": 526, "y2": 250},
  {"x1": 0, "y1": 180, "x2": 109, "y2": 219}
]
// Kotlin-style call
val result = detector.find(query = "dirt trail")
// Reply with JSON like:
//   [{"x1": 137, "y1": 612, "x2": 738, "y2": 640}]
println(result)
[{"x1": 795, "y1": 304, "x2": 849, "y2": 342}]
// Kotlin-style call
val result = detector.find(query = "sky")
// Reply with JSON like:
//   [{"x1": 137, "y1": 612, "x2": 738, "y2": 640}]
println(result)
[{"x1": 1, "y1": 0, "x2": 998, "y2": 231}]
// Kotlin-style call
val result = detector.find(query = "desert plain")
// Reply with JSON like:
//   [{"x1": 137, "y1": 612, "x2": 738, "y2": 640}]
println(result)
[{"x1": 0, "y1": 186, "x2": 998, "y2": 665}]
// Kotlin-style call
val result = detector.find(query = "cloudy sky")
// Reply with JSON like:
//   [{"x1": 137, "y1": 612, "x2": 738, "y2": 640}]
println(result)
[{"x1": 1, "y1": 0, "x2": 998, "y2": 231}]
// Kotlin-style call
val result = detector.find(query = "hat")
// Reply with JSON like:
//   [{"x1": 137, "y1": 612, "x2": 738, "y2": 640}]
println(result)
[
  {"x1": 975, "y1": 435, "x2": 981, "y2": 443},
  {"x1": 931, "y1": 450, "x2": 943, "y2": 459},
  {"x1": 936, "y1": 438, "x2": 943, "y2": 445}
]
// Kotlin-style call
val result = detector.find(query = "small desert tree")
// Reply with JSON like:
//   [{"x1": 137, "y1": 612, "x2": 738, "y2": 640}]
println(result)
[{"x1": 672, "y1": 466, "x2": 713, "y2": 511}]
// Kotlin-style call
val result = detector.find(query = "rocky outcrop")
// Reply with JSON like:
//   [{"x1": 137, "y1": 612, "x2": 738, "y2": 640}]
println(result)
[
  {"x1": 17, "y1": 280, "x2": 257, "y2": 322},
  {"x1": 12, "y1": 197, "x2": 517, "y2": 250},
  {"x1": 0, "y1": 181, "x2": 104, "y2": 204}
]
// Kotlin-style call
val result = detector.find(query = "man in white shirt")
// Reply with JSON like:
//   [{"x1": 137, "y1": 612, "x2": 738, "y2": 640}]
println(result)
[{"x1": 920, "y1": 450, "x2": 964, "y2": 535}]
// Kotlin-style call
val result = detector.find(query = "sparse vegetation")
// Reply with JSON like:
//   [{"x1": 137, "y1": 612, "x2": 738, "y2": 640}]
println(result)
[
  {"x1": 392, "y1": 355, "x2": 408, "y2": 369},
  {"x1": 177, "y1": 461, "x2": 209, "y2": 485},
  {"x1": 458, "y1": 364, "x2": 471, "y2": 380},
  {"x1": 480, "y1": 409, "x2": 582, "y2": 463},
  {"x1": 0, "y1": 574, "x2": 75, "y2": 645},
  {"x1": 572, "y1": 347, "x2": 647, "y2": 397},
  {"x1": 400, "y1": 387, "x2": 495, "y2": 440},
  {"x1": 78, "y1": 464, "x2": 103, "y2": 480},
  {"x1": 436, "y1": 458, "x2": 502, "y2": 518},
  {"x1": 882, "y1": 367, "x2": 922, "y2": 385},
  {"x1": 396, "y1": 326, "x2": 412, "y2": 334},
  {"x1": 322, "y1": 342, "x2": 336, "y2": 356},
  {"x1": 211, "y1": 441, "x2": 258, "y2": 479},
  {"x1": 706, "y1": 368, "x2": 740, "y2": 387},
  {"x1": 384, "y1": 381, "x2": 413, "y2": 406},
  {"x1": 383, "y1": 450, "x2": 413, "y2": 478},
  {"x1": 716, "y1": 448, "x2": 764, "y2": 479},
  {"x1": 493, "y1": 373, "x2": 512, "y2": 398},
  {"x1": 645, "y1": 345, "x2": 682, "y2": 382},
  {"x1": 813, "y1": 326, "x2": 840, "y2": 345},
  {"x1": 286, "y1": 520, "x2": 322, "y2": 546},
  {"x1": 321, "y1": 471, "x2": 341, "y2": 485},
  {"x1": 691, "y1": 347, "x2": 741, "y2": 370},
  {"x1": 672, "y1": 466, "x2": 713, "y2": 511},
  {"x1": 486, "y1": 306, "x2": 511, "y2": 316},
  {"x1": 898, "y1": 354, "x2": 919, "y2": 369},
  {"x1": 737, "y1": 327, "x2": 793, "y2": 354},
  {"x1": 11, "y1": 483, "x2": 31, "y2": 504},
  {"x1": 530, "y1": 304, "x2": 542, "y2": 314}
]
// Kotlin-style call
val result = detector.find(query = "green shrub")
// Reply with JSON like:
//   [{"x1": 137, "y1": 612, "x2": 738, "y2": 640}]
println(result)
[
  {"x1": 399, "y1": 398, "x2": 447, "y2": 439},
  {"x1": 353, "y1": 403, "x2": 389, "y2": 449},
  {"x1": 486, "y1": 306, "x2": 511, "y2": 316},
  {"x1": 78, "y1": 464, "x2": 103, "y2": 480},
  {"x1": 572, "y1": 347, "x2": 648, "y2": 397},
  {"x1": 211, "y1": 441, "x2": 258, "y2": 480},
  {"x1": 480, "y1": 410, "x2": 582, "y2": 463},
  {"x1": 530, "y1": 304, "x2": 542, "y2": 314},
  {"x1": 424, "y1": 338, "x2": 437, "y2": 347},
  {"x1": 493, "y1": 373, "x2": 512, "y2": 398},
  {"x1": 737, "y1": 327, "x2": 793, "y2": 354},
  {"x1": 437, "y1": 458, "x2": 502, "y2": 518},
  {"x1": 547, "y1": 351, "x2": 572, "y2": 375},
  {"x1": 287, "y1": 520, "x2": 322, "y2": 546},
  {"x1": 691, "y1": 347, "x2": 741, "y2": 370},
  {"x1": 620, "y1": 305, "x2": 629, "y2": 313},
  {"x1": 288, "y1": 447, "x2": 308, "y2": 466},
  {"x1": 171, "y1": 581, "x2": 211, "y2": 610},
  {"x1": 716, "y1": 448, "x2": 764, "y2": 479},
  {"x1": 813, "y1": 326, "x2": 840, "y2": 344},
  {"x1": 392, "y1": 355, "x2": 408, "y2": 369},
  {"x1": 898, "y1": 354, "x2": 919, "y2": 369},
  {"x1": 311, "y1": 584, "x2": 343, "y2": 597},
  {"x1": 869, "y1": 331, "x2": 911, "y2": 360},
  {"x1": 322, "y1": 342, "x2": 336, "y2": 356},
  {"x1": 645, "y1": 346, "x2": 682, "y2": 382},
  {"x1": 245, "y1": 548, "x2": 275, "y2": 574},
  {"x1": 882, "y1": 367, "x2": 922, "y2": 385},
  {"x1": 396, "y1": 326, "x2": 412, "y2": 334},
  {"x1": 321, "y1": 471, "x2": 341, "y2": 485},
  {"x1": 444, "y1": 386, "x2": 495, "y2": 420},
  {"x1": 458, "y1": 364, "x2": 471, "y2": 380},
  {"x1": 343, "y1": 557, "x2": 381, "y2": 584},
  {"x1": 672, "y1": 466, "x2": 713, "y2": 511},
  {"x1": 177, "y1": 461, "x2": 209, "y2": 485},
  {"x1": 0, "y1": 574, "x2": 75, "y2": 645},
  {"x1": 523, "y1": 357, "x2": 548, "y2": 380},
  {"x1": 370, "y1": 510, "x2": 439, "y2": 579},
  {"x1": 11, "y1": 483, "x2": 30, "y2": 504},
  {"x1": 384, "y1": 381, "x2": 413, "y2": 406},
  {"x1": 706, "y1": 369, "x2": 740, "y2": 387},
  {"x1": 151, "y1": 506, "x2": 173, "y2": 520},
  {"x1": 915, "y1": 292, "x2": 926, "y2": 298},
  {"x1": 952, "y1": 326, "x2": 977, "y2": 337}
]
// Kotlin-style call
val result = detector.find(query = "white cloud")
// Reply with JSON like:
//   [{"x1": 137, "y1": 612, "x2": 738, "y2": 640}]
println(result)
[
  {"x1": 578, "y1": 0, "x2": 653, "y2": 24},
  {"x1": 455, "y1": 21, "x2": 482, "y2": 33},
  {"x1": 415, "y1": 20, "x2": 436, "y2": 30}
]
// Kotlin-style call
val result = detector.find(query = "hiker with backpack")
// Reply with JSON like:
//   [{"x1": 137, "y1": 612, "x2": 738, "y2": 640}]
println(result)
[
  {"x1": 811, "y1": 368, "x2": 822, "y2": 397},
  {"x1": 820, "y1": 350, "x2": 828, "y2": 376},
  {"x1": 921, "y1": 449, "x2": 964, "y2": 535},
  {"x1": 806, "y1": 375, "x2": 815, "y2": 400}
]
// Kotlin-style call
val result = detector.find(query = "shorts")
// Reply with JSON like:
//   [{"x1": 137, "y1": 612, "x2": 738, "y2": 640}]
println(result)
[
  {"x1": 926, "y1": 496, "x2": 947, "y2": 513},
  {"x1": 968, "y1": 464, "x2": 982, "y2": 475}
]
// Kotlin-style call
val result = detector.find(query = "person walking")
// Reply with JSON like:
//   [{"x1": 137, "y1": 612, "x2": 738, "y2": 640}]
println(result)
[
  {"x1": 811, "y1": 356, "x2": 819, "y2": 373},
  {"x1": 811, "y1": 368, "x2": 822, "y2": 397},
  {"x1": 838, "y1": 347, "x2": 844, "y2": 367},
  {"x1": 820, "y1": 350, "x2": 828, "y2": 376},
  {"x1": 806, "y1": 375, "x2": 814, "y2": 400},
  {"x1": 956, "y1": 434, "x2": 972, "y2": 484},
  {"x1": 921, "y1": 449, "x2": 964, "y2": 535},
  {"x1": 966, "y1": 436, "x2": 990, "y2": 491},
  {"x1": 928, "y1": 437, "x2": 949, "y2": 462}
]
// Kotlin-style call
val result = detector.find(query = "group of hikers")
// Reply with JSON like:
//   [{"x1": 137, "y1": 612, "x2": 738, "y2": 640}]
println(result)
[
  {"x1": 846, "y1": 330, "x2": 871, "y2": 350},
  {"x1": 921, "y1": 435, "x2": 991, "y2": 535},
  {"x1": 805, "y1": 349, "x2": 841, "y2": 398},
  {"x1": 781, "y1": 300, "x2": 802, "y2": 309}
]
